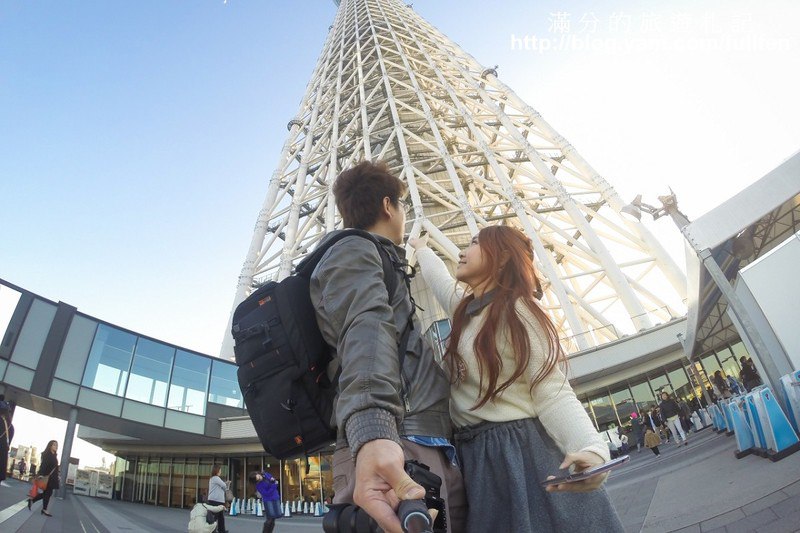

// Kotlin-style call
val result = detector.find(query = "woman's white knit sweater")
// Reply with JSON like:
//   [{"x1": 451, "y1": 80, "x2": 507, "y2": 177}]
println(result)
[{"x1": 415, "y1": 247, "x2": 609, "y2": 461}]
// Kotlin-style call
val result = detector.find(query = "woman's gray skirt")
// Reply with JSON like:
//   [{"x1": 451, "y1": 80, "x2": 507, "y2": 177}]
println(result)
[{"x1": 454, "y1": 418, "x2": 624, "y2": 533}]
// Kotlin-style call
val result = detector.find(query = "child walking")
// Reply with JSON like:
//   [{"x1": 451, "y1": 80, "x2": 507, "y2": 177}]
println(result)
[{"x1": 644, "y1": 427, "x2": 662, "y2": 458}]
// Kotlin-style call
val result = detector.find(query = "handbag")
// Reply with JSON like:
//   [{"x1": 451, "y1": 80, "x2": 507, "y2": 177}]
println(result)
[
  {"x1": 28, "y1": 482, "x2": 41, "y2": 498},
  {"x1": 28, "y1": 466, "x2": 56, "y2": 498},
  {"x1": 224, "y1": 480, "x2": 234, "y2": 503}
]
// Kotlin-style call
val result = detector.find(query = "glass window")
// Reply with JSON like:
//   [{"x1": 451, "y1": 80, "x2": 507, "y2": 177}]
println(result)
[
  {"x1": 319, "y1": 453, "x2": 333, "y2": 504},
  {"x1": 199, "y1": 458, "x2": 214, "y2": 504},
  {"x1": 581, "y1": 399, "x2": 597, "y2": 430},
  {"x1": 121, "y1": 457, "x2": 136, "y2": 501},
  {"x1": 125, "y1": 338, "x2": 174, "y2": 407},
  {"x1": 247, "y1": 456, "x2": 264, "y2": 499},
  {"x1": 170, "y1": 460, "x2": 184, "y2": 508},
  {"x1": 114, "y1": 457, "x2": 129, "y2": 500},
  {"x1": 700, "y1": 352, "x2": 723, "y2": 384},
  {"x1": 686, "y1": 361, "x2": 714, "y2": 407},
  {"x1": 729, "y1": 342, "x2": 750, "y2": 367},
  {"x1": 610, "y1": 387, "x2": 635, "y2": 424},
  {"x1": 629, "y1": 378, "x2": 656, "y2": 414},
  {"x1": 0, "y1": 284, "x2": 22, "y2": 354},
  {"x1": 666, "y1": 365, "x2": 695, "y2": 403},
  {"x1": 158, "y1": 459, "x2": 171, "y2": 507},
  {"x1": 588, "y1": 393, "x2": 616, "y2": 432},
  {"x1": 718, "y1": 345, "x2": 741, "y2": 380},
  {"x1": 303, "y1": 454, "x2": 324, "y2": 504},
  {"x1": 183, "y1": 458, "x2": 198, "y2": 507},
  {"x1": 229, "y1": 458, "x2": 244, "y2": 502},
  {"x1": 648, "y1": 370, "x2": 671, "y2": 400},
  {"x1": 82, "y1": 324, "x2": 136, "y2": 396},
  {"x1": 208, "y1": 360, "x2": 243, "y2": 408},
  {"x1": 282, "y1": 458, "x2": 302, "y2": 501},
  {"x1": 168, "y1": 351, "x2": 211, "y2": 415}
]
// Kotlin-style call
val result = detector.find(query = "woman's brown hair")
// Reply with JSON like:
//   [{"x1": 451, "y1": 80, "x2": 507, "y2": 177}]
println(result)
[
  {"x1": 444, "y1": 225, "x2": 565, "y2": 409},
  {"x1": 211, "y1": 464, "x2": 222, "y2": 477}
]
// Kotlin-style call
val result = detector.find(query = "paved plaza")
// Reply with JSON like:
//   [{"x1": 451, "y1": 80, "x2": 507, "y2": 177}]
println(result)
[{"x1": 1, "y1": 428, "x2": 798, "y2": 532}]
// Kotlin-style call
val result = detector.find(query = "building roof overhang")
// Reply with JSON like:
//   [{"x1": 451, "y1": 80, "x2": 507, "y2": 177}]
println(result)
[{"x1": 683, "y1": 150, "x2": 800, "y2": 357}]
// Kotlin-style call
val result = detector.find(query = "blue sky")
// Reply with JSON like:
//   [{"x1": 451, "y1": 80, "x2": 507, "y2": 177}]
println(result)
[{"x1": 1, "y1": 0, "x2": 799, "y2": 464}]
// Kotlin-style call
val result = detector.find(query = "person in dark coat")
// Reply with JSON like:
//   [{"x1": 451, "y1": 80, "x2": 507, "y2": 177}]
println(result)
[
  {"x1": 659, "y1": 392, "x2": 688, "y2": 445},
  {"x1": 629, "y1": 412, "x2": 644, "y2": 452},
  {"x1": 27, "y1": 440, "x2": 59, "y2": 516},
  {"x1": 740, "y1": 356, "x2": 763, "y2": 391}
]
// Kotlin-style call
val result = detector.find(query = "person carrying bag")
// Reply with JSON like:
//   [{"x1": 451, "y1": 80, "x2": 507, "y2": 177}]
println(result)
[{"x1": 27, "y1": 440, "x2": 59, "y2": 517}]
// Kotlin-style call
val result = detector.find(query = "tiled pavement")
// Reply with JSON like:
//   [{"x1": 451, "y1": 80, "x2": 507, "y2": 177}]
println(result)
[{"x1": 1, "y1": 426, "x2": 799, "y2": 532}]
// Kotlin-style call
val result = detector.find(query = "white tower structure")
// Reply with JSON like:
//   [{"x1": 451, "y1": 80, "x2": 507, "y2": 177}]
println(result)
[{"x1": 224, "y1": 0, "x2": 686, "y2": 356}]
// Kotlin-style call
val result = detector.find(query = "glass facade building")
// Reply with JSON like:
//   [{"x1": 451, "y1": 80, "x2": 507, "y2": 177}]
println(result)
[
  {"x1": 577, "y1": 341, "x2": 749, "y2": 432},
  {"x1": 113, "y1": 453, "x2": 334, "y2": 508},
  {"x1": 79, "y1": 323, "x2": 242, "y2": 416}
]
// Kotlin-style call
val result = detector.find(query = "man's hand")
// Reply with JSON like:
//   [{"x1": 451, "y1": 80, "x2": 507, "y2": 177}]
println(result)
[
  {"x1": 544, "y1": 451, "x2": 607, "y2": 493},
  {"x1": 353, "y1": 439, "x2": 425, "y2": 533}
]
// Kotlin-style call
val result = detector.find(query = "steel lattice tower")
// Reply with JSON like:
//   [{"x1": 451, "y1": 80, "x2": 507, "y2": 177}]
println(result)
[{"x1": 223, "y1": 0, "x2": 687, "y2": 356}]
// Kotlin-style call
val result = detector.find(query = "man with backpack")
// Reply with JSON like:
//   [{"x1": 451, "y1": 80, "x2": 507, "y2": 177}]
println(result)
[{"x1": 309, "y1": 161, "x2": 465, "y2": 533}]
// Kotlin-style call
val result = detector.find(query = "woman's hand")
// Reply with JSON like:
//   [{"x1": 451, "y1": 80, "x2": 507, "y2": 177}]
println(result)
[
  {"x1": 407, "y1": 234, "x2": 429, "y2": 250},
  {"x1": 544, "y1": 451, "x2": 607, "y2": 493}
]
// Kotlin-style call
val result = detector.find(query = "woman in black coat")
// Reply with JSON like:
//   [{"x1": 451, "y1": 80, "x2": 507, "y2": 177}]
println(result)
[{"x1": 27, "y1": 440, "x2": 59, "y2": 516}]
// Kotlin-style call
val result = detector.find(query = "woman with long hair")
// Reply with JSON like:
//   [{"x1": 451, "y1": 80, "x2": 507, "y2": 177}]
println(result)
[
  {"x1": 250, "y1": 470, "x2": 281, "y2": 533},
  {"x1": 207, "y1": 464, "x2": 228, "y2": 533},
  {"x1": 27, "y1": 440, "x2": 59, "y2": 516},
  {"x1": 411, "y1": 226, "x2": 622, "y2": 532}
]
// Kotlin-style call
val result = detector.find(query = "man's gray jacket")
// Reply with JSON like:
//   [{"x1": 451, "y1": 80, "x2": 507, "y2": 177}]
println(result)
[{"x1": 309, "y1": 230, "x2": 452, "y2": 456}]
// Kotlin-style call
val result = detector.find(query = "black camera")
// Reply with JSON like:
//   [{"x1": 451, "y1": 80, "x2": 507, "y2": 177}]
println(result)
[{"x1": 322, "y1": 460, "x2": 447, "y2": 533}]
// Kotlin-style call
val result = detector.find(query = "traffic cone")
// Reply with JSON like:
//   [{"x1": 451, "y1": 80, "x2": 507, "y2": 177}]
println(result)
[
  {"x1": 256, "y1": 498, "x2": 263, "y2": 517},
  {"x1": 314, "y1": 502, "x2": 323, "y2": 517},
  {"x1": 229, "y1": 498, "x2": 237, "y2": 516},
  {"x1": 304, "y1": 501, "x2": 309, "y2": 514},
  {"x1": 283, "y1": 501, "x2": 291, "y2": 518}
]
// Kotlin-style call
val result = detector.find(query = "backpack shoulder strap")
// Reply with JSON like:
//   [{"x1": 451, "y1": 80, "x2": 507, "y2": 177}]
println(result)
[
  {"x1": 300, "y1": 230, "x2": 415, "y2": 401},
  {"x1": 295, "y1": 229, "x2": 397, "y2": 297}
]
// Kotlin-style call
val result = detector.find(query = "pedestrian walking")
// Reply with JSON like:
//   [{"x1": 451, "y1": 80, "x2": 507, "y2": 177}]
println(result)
[
  {"x1": 27, "y1": 440, "x2": 59, "y2": 516},
  {"x1": 659, "y1": 392, "x2": 688, "y2": 446},
  {"x1": 644, "y1": 427, "x2": 662, "y2": 457},
  {"x1": 630, "y1": 412, "x2": 644, "y2": 452}
]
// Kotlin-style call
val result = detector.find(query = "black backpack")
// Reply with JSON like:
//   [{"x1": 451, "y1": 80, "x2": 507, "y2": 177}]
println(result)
[{"x1": 232, "y1": 230, "x2": 409, "y2": 459}]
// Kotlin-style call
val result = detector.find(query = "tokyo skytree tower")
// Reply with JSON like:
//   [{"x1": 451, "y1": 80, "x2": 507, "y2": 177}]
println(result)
[{"x1": 225, "y1": 0, "x2": 686, "y2": 355}]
